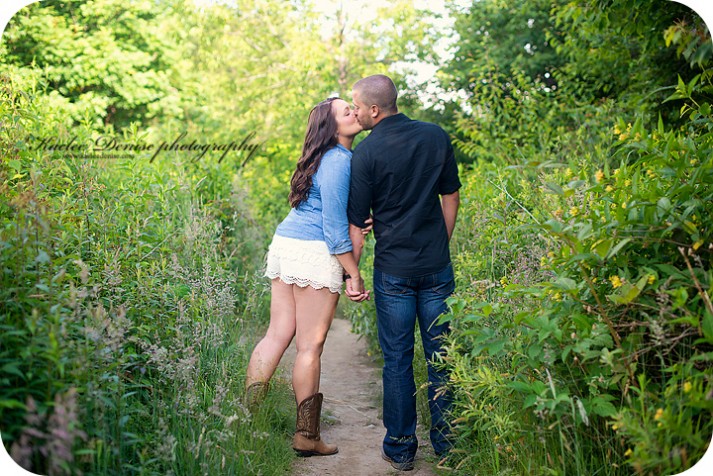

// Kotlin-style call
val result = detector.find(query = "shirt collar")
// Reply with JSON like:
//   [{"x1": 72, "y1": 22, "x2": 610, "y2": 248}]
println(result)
[{"x1": 372, "y1": 112, "x2": 409, "y2": 132}]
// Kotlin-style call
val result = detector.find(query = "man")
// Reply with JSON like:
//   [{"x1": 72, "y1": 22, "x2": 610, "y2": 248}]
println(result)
[{"x1": 345, "y1": 74, "x2": 461, "y2": 471}]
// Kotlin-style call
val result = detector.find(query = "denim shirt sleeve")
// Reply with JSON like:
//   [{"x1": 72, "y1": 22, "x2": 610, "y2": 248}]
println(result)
[{"x1": 316, "y1": 148, "x2": 353, "y2": 254}]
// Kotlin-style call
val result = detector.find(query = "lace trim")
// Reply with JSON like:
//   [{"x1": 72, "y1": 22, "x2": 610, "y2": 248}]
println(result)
[
  {"x1": 265, "y1": 271, "x2": 342, "y2": 294},
  {"x1": 264, "y1": 235, "x2": 343, "y2": 294}
]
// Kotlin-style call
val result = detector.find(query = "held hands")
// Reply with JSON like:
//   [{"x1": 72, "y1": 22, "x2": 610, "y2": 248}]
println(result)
[{"x1": 345, "y1": 275, "x2": 370, "y2": 302}]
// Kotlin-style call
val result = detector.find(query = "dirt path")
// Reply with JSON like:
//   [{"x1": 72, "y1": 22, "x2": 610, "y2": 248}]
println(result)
[{"x1": 280, "y1": 317, "x2": 439, "y2": 476}]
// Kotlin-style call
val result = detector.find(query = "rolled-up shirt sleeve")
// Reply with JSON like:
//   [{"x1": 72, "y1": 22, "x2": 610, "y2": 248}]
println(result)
[
  {"x1": 347, "y1": 147, "x2": 372, "y2": 228},
  {"x1": 317, "y1": 150, "x2": 353, "y2": 255}
]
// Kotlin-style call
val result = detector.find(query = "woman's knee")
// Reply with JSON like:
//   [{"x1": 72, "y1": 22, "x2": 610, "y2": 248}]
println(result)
[{"x1": 295, "y1": 338, "x2": 326, "y2": 358}]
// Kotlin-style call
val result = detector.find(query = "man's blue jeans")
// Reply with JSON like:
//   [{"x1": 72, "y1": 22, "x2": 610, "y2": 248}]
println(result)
[{"x1": 374, "y1": 262, "x2": 455, "y2": 463}]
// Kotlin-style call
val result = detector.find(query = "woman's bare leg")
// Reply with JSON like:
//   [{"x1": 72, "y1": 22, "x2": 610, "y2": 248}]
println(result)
[
  {"x1": 292, "y1": 286, "x2": 339, "y2": 404},
  {"x1": 246, "y1": 279, "x2": 297, "y2": 387}
]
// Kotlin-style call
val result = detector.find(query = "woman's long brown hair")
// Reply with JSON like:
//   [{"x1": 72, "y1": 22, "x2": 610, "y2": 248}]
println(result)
[{"x1": 288, "y1": 98, "x2": 339, "y2": 208}]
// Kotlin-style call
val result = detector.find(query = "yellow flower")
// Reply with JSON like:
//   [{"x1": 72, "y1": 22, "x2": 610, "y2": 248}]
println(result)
[
  {"x1": 595, "y1": 169, "x2": 604, "y2": 183},
  {"x1": 500, "y1": 277, "x2": 509, "y2": 286},
  {"x1": 570, "y1": 206, "x2": 580, "y2": 217},
  {"x1": 540, "y1": 256, "x2": 548, "y2": 267},
  {"x1": 634, "y1": 132, "x2": 642, "y2": 141},
  {"x1": 611, "y1": 203, "x2": 617, "y2": 209},
  {"x1": 693, "y1": 240, "x2": 703, "y2": 251},
  {"x1": 613, "y1": 125, "x2": 621, "y2": 135},
  {"x1": 618, "y1": 133, "x2": 628, "y2": 141},
  {"x1": 605, "y1": 185, "x2": 614, "y2": 192},
  {"x1": 647, "y1": 169, "x2": 656, "y2": 179},
  {"x1": 621, "y1": 202, "x2": 627, "y2": 209},
  {"x1": 600, "y1": 216, "x2": 607, "y2": 223},
  {"x1": 610, "y1": 276, "x2": 624, "y2": 288},
  {"x1": 683, "y1": 382, "x2": 693, "y2": 393},
  {"x1": 554, "y1": 208, "x2": 563, "y2": 219},
  {"x1": 648, "y1": 275, "x2": 655, "y2": 285},
  {"x1": 624, "y1": 448, "x2": 633, "y2": 457},
  {"x1": 547, "y1": 251, "x2": 556, "y2": 258},
  {"x1": 592, "y1": 277, "x2": 598, "y2": 283},
  {"x1": 624, "y1": 179, "x2": 632, "y2": 187},
  {"x1": 654, "y1": 408, "x2": 664, "y2": 420},
  {"x1": 690, "y1": 159, "x2": 699, "y2": 166},
  {"x1": 613, "y1": 168, "x2": 620, "y2": 176},
  {"x1": 553, "y1": 292, "x2": 562, "y2": 301},
  {"x1": 565, "y1": 168, "x2": 573, "y2": 178},
  {"x1": 612, "y1": 424, "x2": 619, "y2": 431}
]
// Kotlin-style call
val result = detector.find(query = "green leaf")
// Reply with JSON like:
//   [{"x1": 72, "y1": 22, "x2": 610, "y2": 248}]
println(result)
[
  {"x1": 607, "y1": 282, "x2": 642, "y2": 305},
  {"x1": 545, "y1": 182, "x2": 564, "y2": 195},
  {"x1": 0, "y1": 399, "x2": 27, "y2": 410},
  {"x1": 606, "y1": 238, "x2": 631, "y2": 259},
  {"x1": 702, "y1": 310, "x2": 713, "y2": 343},
  {"x1": 590, "y1": 398, "x2": 617, "y2": 417},
  {"x1": 35, "y1": 250, "x2": 50, "y2": 263}
]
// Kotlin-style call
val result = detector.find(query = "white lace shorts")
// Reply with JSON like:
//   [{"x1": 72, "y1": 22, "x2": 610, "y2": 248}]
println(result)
[{"x1": 264, "y1": 234, "x2": 344, "y2": 294}]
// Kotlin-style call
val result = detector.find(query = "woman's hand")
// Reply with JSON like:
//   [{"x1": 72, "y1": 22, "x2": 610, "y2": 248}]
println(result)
[{"x1": 361, "y1": 215, "x2": 374, "y2": 235}]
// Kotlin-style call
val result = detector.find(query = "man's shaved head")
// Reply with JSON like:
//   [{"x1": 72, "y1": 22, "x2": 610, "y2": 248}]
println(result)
[{"x1": 352, "y1": 75, "x2": 398, "y2": 113}]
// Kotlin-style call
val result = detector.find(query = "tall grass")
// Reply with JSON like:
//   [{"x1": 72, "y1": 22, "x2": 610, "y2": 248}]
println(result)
[{"x1": 1, "y1": 66, "x2": 295, "y2": 475}]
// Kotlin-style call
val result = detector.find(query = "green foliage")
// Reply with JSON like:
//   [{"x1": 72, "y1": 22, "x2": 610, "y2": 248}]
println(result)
[
  {"x1": 0, "y1": 63, "x2": 295, "y2": 474},
  {"x1": 434, "y1": 2, "x2": 713, "y2": 473}
]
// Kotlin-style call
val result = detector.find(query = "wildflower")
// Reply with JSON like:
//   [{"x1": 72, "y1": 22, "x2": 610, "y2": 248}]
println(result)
[
  {"x1": 547, "y1": 251, "x2": 556, "y2": 258},
  {"x1": 634, "y1": 132, "x2": 642, "y2": 141},
  {"x1": 619, "y1": 133, "x2": 629, "y2": 141},
  {"x1": 500, "y1": 277, "x2": 509, "y2": 286},
  {"x1": 613, "y1": 124, "x2": 621, "y2": 135},
  {"x1": 553, "y1": 292, "x2": 562, "y2": 301},
  {"x1": 540, "y1": 256, "x2": 548, "y2": 267},
  {"x1": 624, "y1": 179, "x2": 631, "y2": 186},
  {"x1": 595, "y1": 169, "x2": 604, "y2": 183},
  {"x1": 690, "y1": 159, "x2": 699, "y2": 166},
  {"x1": 605, "y1": 185, "x2": 614, "y2": 192},
  {"x1": 565, "y1": 168, "x2": 573, "y2": 178},
  {"x1": 554, "y1": 208, "x2": 563, "y2": 219},
  {"x1": 621, "y1": 202, "x2": 627, "y2": 209},
  {"x1": 592, "y1": 277, "x2": 598, "y2": 283},
  {"x1": 646, "y1": 169, "x2": 656, "y2": 179},
  {"x1": 683, "y1": 382, "x2": 692, "y2": 393},
  {"x1": 611, "y1": 203, "x2": 617, "y2": 209},
  {"x1": 648, "y1": 275, "x2": 655, "y2": 285},
  {"x1": 600, "y1": 216, "x2": 607, "y2": 223},
  {"x1": 569, "y1": 206, "x2": 580, "y2": 217},
  {"x1": 612, "y1": 423, "x2": 619, "y2": 431},
  {"x1": 624, "y1": 448, "x2": 633, "y2": 457},
  {"x1": 610, "y1": 276, "x2": 624, "y2": 288},
  {"x1": 654, "y1": 408, "x2": 664, "y2": 420},
  {"x1": 613, "y1": 168, "x2": 620, "y2": 176}
]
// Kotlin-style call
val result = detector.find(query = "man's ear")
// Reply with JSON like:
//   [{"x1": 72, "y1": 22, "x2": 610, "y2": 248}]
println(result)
[{"x1": 370, "y1": 105, "x2": 380, "y2": 118}]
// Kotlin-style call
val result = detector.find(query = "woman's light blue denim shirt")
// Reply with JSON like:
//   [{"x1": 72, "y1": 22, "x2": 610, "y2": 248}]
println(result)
[{"x1": 275, "y1": 144, "x2": 353, "y2": 255}]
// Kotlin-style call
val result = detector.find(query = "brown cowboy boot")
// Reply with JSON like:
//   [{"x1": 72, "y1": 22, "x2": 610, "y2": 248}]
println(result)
[
  {"x1": 244, "y1": 381, "x2": 269, "y2": 413},
  {"x1": 292, "y1": 392, "x2": 338, "y2": 457}
]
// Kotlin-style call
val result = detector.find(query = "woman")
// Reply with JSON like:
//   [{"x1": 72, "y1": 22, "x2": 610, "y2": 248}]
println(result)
[{"x1": 244, "y1": 97, "x2": 369, "y2": 457}]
